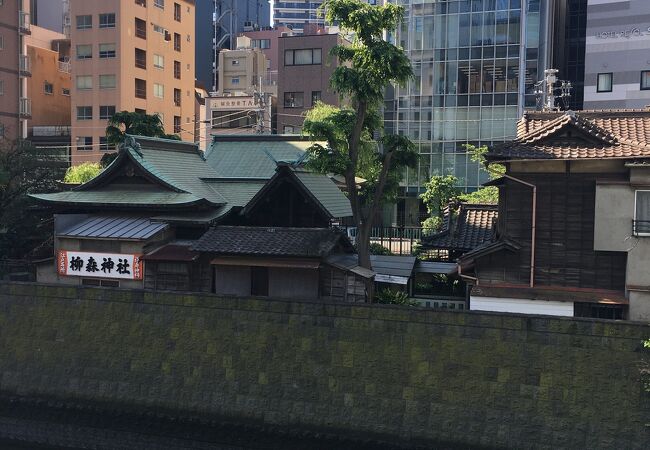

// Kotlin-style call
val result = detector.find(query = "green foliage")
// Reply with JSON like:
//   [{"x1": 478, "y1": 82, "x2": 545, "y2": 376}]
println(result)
[
  {"x1": 63, "y1": 162, "x2": 102, "y2": 184},
  {"x1": 421, "y1": 216, "x2": 443, "y2": 233},
  {"x1": 459, "y1": 186, "x2": 499, "y2": 204},
  {"x1": 420, "y1": 175, "x2": 461, "y2": 218},
  {"x1": 304, "y1": 0, "x2": 416, "y2": 271},
  {"x1": 100, "y1": 152, "x2": 118, "y2": 168},
  {"x1": 368, "y1": 243, "x2": 393, "y2": 255},
  {"x1": 0, "y1": 140, "x2": 62, "y2": 258},
  {"x1": 105, "y1": 111, "x2": 180, "y2": 145},
  {"x1": 642, "y1": 339, "x2": 650, "y2": 393},
  {"x1": 375, "y1": 288, "x2": 418, "y2": 306}
]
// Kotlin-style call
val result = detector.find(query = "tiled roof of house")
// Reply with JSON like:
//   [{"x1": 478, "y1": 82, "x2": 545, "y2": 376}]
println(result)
[
  {"x1": 192, "y1": 226, "x2": 352, "y2": 257},
  {"x1": 58, "y1": 216, "x2": 168, "y2": 240},
  {"x1": 422, "y1": 203, "x2": 498, "y2": 252},
  {"x1": 489, "y1": 109, "x2": 650, "y2": 161}
]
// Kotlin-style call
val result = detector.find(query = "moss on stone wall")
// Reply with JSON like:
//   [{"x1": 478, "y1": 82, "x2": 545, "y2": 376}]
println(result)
[{"x1": 0, "y1": 282, "x2": 649, "y2": 449}]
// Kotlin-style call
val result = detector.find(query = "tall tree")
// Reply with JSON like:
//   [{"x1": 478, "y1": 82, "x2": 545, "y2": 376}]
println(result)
[
  {"x1": 0, "y1": 140, "x2": 62, "y2": 259},
  {"x1": 105, "y1": 111, "x2": 180, "y2": 145},
  {"x1": 303, "y1": 0, "x2": 417, "y2": 276}
]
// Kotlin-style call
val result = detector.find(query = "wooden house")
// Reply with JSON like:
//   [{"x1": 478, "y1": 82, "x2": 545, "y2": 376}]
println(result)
[{"x1": 459, "y1": 109, "x2": 650, "y2": 320}]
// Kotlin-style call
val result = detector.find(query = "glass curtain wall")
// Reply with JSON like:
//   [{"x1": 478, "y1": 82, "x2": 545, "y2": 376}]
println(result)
[{"x1": 386, "y1": 0, "x2": 550, "y2": 214}]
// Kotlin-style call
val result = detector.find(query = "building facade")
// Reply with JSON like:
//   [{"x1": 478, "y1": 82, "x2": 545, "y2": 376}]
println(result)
[
  {"x1": 218, "y1": 36, "x2": 268, "y2": 94},
  {"x1": 273, "y1": 0, "x2": 324, "y2": 34},
  {"x1": 583, "y1": 0, "x2": 650, "y2": 109},
  {"x1": 0, "y1": 0, "x2": 31, "y2": 142},
  {"x1": 277, "y1": 32, "x2": 344, "y2": 133},
  {"x1": 69, "y1": 0, "x2": 196, "y2": 164},
  {"x1": 386, "y1": 0, "x2": 554, "y2": 225},
  {"x1": 195, "y1": 0, "x2": 270, "y2": 91}
]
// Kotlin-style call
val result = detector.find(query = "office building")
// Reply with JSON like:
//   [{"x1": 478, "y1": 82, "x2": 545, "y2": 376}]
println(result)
[
  {"x1": 277, "y1": 32, "x2": 346, "y2": 133},
  {"x1": 0, "y1": 0, "x2": 32, "y2": 142},
  {"x1": 273, "y1": 0, "x2": 324, "y2": 34},
  {"x1": 386, "y1": 0, "x2": 554, "y2": 226},
  {"x1": 552, "y1": 0, "x2": 587, "y2": 110},
  {"x1": 69, "y1": 0, "x2": 196, "y2": 164},
  {"x1": 30, "y1": 0, "x2": 65, "y2": 33},
  {"x1": 583, "y1": 0, "x2": 650, "y2": 109}
]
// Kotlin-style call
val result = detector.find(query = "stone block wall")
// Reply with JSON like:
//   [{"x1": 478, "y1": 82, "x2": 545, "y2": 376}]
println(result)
[{"x1": 0, "y1": 282, "x2": 649, "y2": 449}]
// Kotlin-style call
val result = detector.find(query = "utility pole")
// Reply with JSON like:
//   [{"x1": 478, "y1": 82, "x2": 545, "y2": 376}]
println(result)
[{"x1": 252, "y1": 76, "x2": 270, "y2": 134}]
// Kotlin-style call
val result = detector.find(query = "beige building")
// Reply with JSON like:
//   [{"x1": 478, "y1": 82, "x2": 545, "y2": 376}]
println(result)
[
  {"x1": 218, "y1": 36, "x2": 268, "y2": 95},
  {"x1": 0, "y1": 0, "x2": 31, "y2": 142},
  {"x1": 69, "y1": 0, "x2": 195, "y2": 164}
]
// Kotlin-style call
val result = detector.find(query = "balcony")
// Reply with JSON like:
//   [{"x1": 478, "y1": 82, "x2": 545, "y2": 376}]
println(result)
[
  {"x1": 19, "y1": 54, "x2": 31, "y2": 76},
  {"x1": 19, "y1": 98, "x2": 32, "y2": 118},
  {"x1": 58, "y1": 61, "x2": 71, "y2": 73},
  {"x1": 18, "y1": 11, "x2": 31, "y2": 35}
]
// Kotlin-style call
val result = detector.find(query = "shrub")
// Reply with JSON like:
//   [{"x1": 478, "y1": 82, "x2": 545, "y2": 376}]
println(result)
[
  {"x1": 375, "y1": 288, "x2": 418, "y2": 306},
  {"x1": 63, "y1": 162, "x2": 102, "y2": 184}
]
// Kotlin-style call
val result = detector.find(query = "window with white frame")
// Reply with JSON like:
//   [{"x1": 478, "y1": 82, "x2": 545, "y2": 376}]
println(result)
[
  {"x1": 76, "y1": 75, "x2": 92, "y2": 90},
  {"x1": 154, "y1": 83, "x2": 164, "y2": 98},
  {"x1": 77, "y1": 136, "x2": 93, "y2": 151},
  {"x1": 99, "y1": 43, "x2": 116, "y2": 58},
  {"x1": 154, "y1": 0, "x2": 164, "y2": 8},
  {"x1": 99, "y1": 13, "x2": 115, "y2": 28},
  {"x1": 76, "y1": 44, "x2": 92, "y2": 59},
  {"x1": 635, "y1": 190, "x2": 650, "y2": 235},
  {"x1": 99, "y1": 105, "x2": 116, "y2": 119},
  {"x1": 153, "y1": 54, "x2": 164, "y2": 69},
  {"x1": 76, "y1": 15, "x2": 92, "y2": 29},
  {"x1": 99, "y1": 74, "x2": 116, "y2": 89},
  {"x1": 597, "y1": 73, "x2": 612, "y2": 93},
  {"x1": 44, "y1": 82, "x2": 54, "y2": 94},
  {"x1": 76, "y1": 106, "x2": 92, "y2": 120},
  {"x1": 284, "y1": 48, "x2": 321, "y2": 66}
]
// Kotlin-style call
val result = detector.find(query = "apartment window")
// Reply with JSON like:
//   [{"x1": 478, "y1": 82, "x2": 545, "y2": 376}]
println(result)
[
  {"x1": 231, "y1": 77, "x2": 239, "y2": 85},
  {"x1": 173, "y1": 115, "x2": 181, "y2": 133},
  {"x1": 154, "y1": 83, "x2": 164, "y2": 98},
  {"x1": 76, "y1": 44, "x2": 92, "y2": 59},
  {"x1": 252, "y1": 39, "x2": 270, "y2": 49},
  {"x1": 284, "y1": 48, "x2": 321, "y2": 66},
  {"x1": 77, "y1": 136, "x2": 93, "y2": 151},
  {"x1": 174, "y1": 60, "x2": 181, "y2": 79},
  {"x1": 0, "y1": 124, "x2": 4, "y2": 138},
  {"x1": 135, "y1": 108, "x2": 146, "y2": 115},
  {"x1": 0, "y1": 35, "x2": 4, "y2": 50},
  {"x1": 135, "y1": 78, "x2": 146, "y2": 98},
  {"x1": 135, "y1": 48, "x2": 146, "y2": 69},
  {"x1": 153, "y1": 24, "x2": 166, "y2": 35},
  {"x1": 284, "y1": 92, "x2": 304, "y2": 108},
  {"x1": 76, "y1": 75, "x2": 92, "y2": 90},
  {"x1": 99, "y1": 43, "x2": 116, "y2": 58},
  {"x1": 597, "y1": 73, "x2": 612, "y2": 93},
  {"x1": 43, "y1": 82, "x2": 54, "y2": 95},
  {"x1": 283, "y1": 125, "x2": 295, "y2": 134},
  {"x1": 99, "y1": 136, "x2": 110, "y2": 151},
  {"x1": 154, "y1": 0, "x2": 164, "y2": 9},
  {"x1": 251, "y1": 267, "x2": 269, "y2": 296},
  {"x1": 99, "y1": 74, "x2": 116, "y2": 89},
  {"x1": 135, "y1": 0, "x2": 146, "y2": 6},
  {"x1": 641, "y1": 71, "x2": 650, "y2": 91},
  {"x1": 99, "y1": 105, "x2": 116, "y2": 120},
  {"x1": 135, "y1": 18, "x2": 146, "y2": 39},
  {"x1": 76, "y1": 106, "x2": 92, "y2": 120},
  {"x1": 311, "y1": 91, "x2": 321, "y2": 105},
  {"x1": 635, "y1": 191, "x2": 650, "y2": 235},
  {"x1": 62, "y1": 87, "x2": 70, "y2": 96},
  {"x1": 174, "y1": 3, "x2": 181, "y2": 21},
  {"x1": 173, "y1": 33, "x2": 181, "y2": 51},
  {"x1": 174, "y1": 88, "x2": 181, "y2": 106},
  {"x1": 76, "y1": 15, "x2": 92, "y2": 30},
  {"x1": 0, "y1": 80, "x2": 3, "y2": 95},
  {"x1": 99, "y1": 13, "x2": 115, "y2": 28},
  {"x1": 153, "y1": 54, "x2": 164, "y2": 69}
]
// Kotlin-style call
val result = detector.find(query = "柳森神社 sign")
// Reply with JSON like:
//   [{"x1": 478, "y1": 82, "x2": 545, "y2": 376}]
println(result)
[{"x1": 57, "y1": 250, "x2": 143, "y2": 280}]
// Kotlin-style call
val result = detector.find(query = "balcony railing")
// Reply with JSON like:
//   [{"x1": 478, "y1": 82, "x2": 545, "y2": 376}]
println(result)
[
  {"x1": 57, "y1": 61, "x2": 71, "y2": 73},
  {"x1": 18, "y1": 11, "x2": 31, "y2": 34},
  {"x1": 19, "y1": 54, "x2": 31, "y2": 75},
  {"x1": 19, "y1": 98, "x2": 32, "y2": 117},
  {"x1": 633, "y1": 220, "x2": 650, "y2": 235}
]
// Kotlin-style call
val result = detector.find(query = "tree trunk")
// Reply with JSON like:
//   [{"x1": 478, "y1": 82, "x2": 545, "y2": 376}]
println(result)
[{"x1": 355, "y1": 222, "x2": 375, "y2": 302}]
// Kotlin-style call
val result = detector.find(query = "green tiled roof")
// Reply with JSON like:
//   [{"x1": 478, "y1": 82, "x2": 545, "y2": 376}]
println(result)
[
  {"x1": 292, "y1": 169, "x2": 353, "y2": 218},
  {"x1": 30, "y1": 189, "x2": 203, "y2": 206},
  {"x1": 206, "y1": 139, "x2": 314, "y2": 178},
  {"x1": 204, "y1": 180, "x2": 266, "y2": 207}
]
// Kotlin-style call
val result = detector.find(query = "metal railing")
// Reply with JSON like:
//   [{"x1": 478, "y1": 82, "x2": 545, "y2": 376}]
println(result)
[
  {"x1": 633, "y1": 220, "x2": 650, "y2": 235},
  {"x1": 19, "y1": 97, "x2": 31, "y2": 117},
  {"x1": 19, "y1": 54, "x2": 31, "y2": 75},
  {"x1": 18, "y1": 11, "x2": 31, "y2": 34},
  {"x1": 57, "y1": 60, "x2": 71, "y2": 73},
  {"x1": 345, "y1": 226, "x2": 428, "y2": 256}
]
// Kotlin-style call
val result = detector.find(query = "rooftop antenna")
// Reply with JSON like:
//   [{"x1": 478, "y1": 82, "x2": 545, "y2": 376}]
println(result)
[{"x1": 534, "y1": 69, "x2": 572, "y2": 111}]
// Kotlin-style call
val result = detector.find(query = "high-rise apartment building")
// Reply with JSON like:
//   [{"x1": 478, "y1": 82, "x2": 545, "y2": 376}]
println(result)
[
  {"x1": 69, "y1": 0, "x2": 196, "y2": 164},
  {"x1": 552, "y1": 0, "x2": 587, "y2": 110},
  {"x1": 583, "y1": 0, "x2": 650, "y2": 109},
  {"x1": 0, "y1": 0, "x2": 32, "y2": 142},
  {"x1": 273, "y1": 0, "x2": 324, "y2": 34},
  {"x1": 386, "y1": 0, "x2": 554, "y2": 226}
]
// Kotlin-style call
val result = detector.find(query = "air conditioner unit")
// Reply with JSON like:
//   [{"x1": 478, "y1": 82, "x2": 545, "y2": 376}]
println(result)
[{"x1": 164, "y1": 30, "x2": 171, "y2": 41}]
